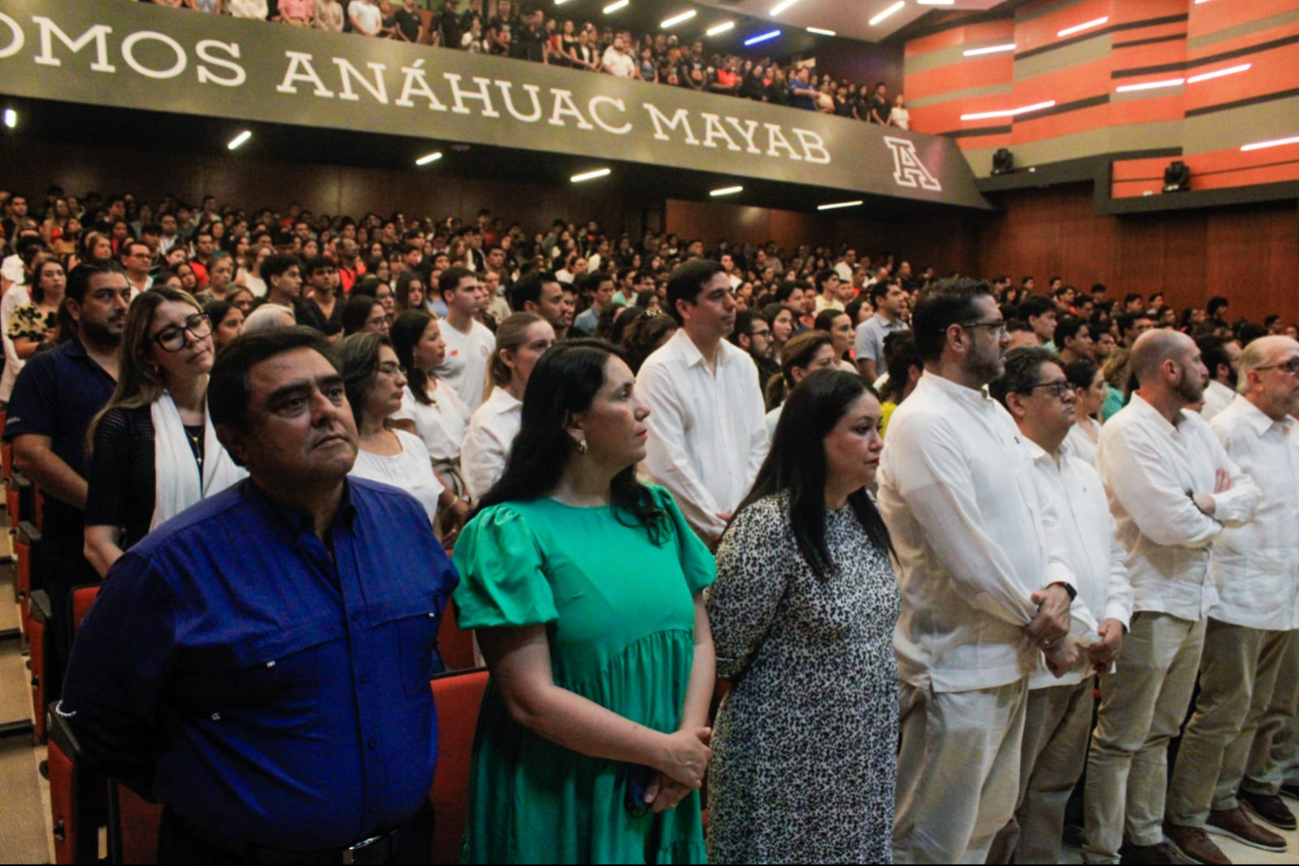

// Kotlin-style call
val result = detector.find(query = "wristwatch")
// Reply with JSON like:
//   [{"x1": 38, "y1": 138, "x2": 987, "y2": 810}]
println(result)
[{"x1": 1048, "y1": 581, "x2": 1078, "y2": 602}]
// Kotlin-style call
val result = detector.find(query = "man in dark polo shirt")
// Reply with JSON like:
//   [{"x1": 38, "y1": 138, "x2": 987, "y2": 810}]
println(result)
[
  {"x1": 6, "y1": 260, "x2": 125, "y2": 667},
  {"x1": 59, "y1": 328, "x2": 459, "y2": 863}
]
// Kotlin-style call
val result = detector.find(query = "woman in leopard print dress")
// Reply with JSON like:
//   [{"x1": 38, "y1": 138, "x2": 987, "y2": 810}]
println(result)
[{"x1": 706, "y1": 370, "x2": 900, "y2": 864}]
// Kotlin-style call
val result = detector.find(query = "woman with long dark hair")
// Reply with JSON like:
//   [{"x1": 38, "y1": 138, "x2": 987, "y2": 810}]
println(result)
[
  {"x1": 706, "y1": 369, "x2": 899, "y2": 864},
  {"x1": 389, "y1": 309, "x2": 471, "y2": 529},
  {"x1": 452, "y1": 339, "x2": 714, "y2": 864}
]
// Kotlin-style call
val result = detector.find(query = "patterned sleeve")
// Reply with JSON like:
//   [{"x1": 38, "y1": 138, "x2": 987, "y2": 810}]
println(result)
[
  {"x1": 7, "y1": 304, "x2": 47, "y2": 342},
  {"x1": 706, "y1": 496, "x2": 790, "y2": 681}
]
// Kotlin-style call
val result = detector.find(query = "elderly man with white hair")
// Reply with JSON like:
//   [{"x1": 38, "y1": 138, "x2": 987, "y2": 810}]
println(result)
[
  {"x1": 1164, "y1": 335, "x2": 1299, "y2": 862},
  {"x1": 1085, "y1": 329, "x2": 1260, "y2": 865}
]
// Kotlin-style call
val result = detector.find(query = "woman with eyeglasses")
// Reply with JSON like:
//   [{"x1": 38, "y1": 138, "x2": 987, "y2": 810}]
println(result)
[
  {"x1": 338, "y1": 333, "x2": 444, "y2": 528},
  {"x1": 84, "y1": 287, "x2": 247, "y2": 577}
]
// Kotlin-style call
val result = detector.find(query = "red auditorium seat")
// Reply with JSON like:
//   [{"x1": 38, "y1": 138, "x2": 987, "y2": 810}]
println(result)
[
  {"x1": 437, "y1": 604, "x2": 477, "y2": 672},
  {"x1": 429, "y1": 668, "x2": 488, "y2": 865},
  {"x1": 70, "y1": 586, "x2": 100, "y2": 636},
  {"x1": 47, "y1": 709, "x2": 106, "y2": 864},
  {"x1": 109, "y1": 782, "x2": 163, "y2": 865}
]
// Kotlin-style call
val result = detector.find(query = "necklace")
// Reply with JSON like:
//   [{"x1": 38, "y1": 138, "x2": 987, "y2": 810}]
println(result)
[{"x1": 186, "y1": 428, "x2": 204, "y2": 468}]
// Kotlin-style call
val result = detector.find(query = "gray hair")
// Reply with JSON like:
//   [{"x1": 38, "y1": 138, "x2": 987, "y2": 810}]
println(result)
[{"x1": 242, "y1": 303, "x2": 296, "y2": 335}]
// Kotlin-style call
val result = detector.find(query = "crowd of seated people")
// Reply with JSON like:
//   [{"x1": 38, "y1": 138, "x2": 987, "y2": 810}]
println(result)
[{"x1": 140, "y1": 0, "x2": 911, "y2": 124}]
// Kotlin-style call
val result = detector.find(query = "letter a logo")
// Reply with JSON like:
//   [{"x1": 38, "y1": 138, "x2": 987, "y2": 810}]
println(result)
[{"x1": 884, "y1": 137, "x2": 942, "y2": 191}]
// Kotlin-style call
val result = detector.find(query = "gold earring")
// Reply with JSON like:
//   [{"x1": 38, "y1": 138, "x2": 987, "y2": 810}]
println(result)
[{"x1": 577, "y1": 439, "x2": 588, "y2": 454}]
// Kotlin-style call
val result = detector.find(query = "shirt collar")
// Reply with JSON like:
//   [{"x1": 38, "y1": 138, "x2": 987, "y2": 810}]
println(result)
[
  {"x1": 922, "y1": 370, "x2": 994, "y2": 407},
  {"x1": 1129, "y1": 392, "x2": 1183, "y2": 435},
  {"x1": 1234, "y1": 394, "x2": 1296, "y2": 438},
  {"x1": 673, "y1": 329, "x2": 727, "y2": 371},
  {"x1": 487, "y1": 386, "x2": 522, "y2": 412},
  {"x1": 244, "y1": 477, "x2": 359, "y2": 546}
]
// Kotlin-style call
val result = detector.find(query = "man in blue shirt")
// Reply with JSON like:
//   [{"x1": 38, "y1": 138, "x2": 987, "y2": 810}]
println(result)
[
  {"x1": 7, "y1": 261, "x2": 125, "y2": 669},
  {"x1": 58, "y1": 327, "x2": 459, "y2": 863},
  {"x1": 789, "y1": 67, "x2": 819, "y2": 111}
]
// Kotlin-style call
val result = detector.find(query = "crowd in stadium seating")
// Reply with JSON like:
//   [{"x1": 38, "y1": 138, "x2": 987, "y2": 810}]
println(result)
[
  {"x1": 4, "y1": 181, "x2": 1299, "y2": 864},
  {"x1": 142, "y1": 0, "x2": 912, "y2": 125}
]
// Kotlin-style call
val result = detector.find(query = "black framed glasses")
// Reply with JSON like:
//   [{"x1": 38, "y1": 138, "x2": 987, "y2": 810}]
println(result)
[
  {"x1": 152, "y1": 313, "x2": 211, "y2": 353},
  {"x1": 958, "y1": 319, "x2": 1007, "y2": 337},
  {"x1": 1022, "y1": 380, "x2": 1074, "y2": 400},
  {"x1": 1255, "y1": 358, "x2": 1299, "y2": 376}
]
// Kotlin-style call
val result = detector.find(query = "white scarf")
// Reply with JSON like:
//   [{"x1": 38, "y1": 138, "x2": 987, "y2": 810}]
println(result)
[{"x1": 150, "y1": 392, "x2": 247, "y2": 531}]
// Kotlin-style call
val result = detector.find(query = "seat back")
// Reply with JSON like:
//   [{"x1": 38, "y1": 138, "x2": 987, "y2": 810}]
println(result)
[
  {"x1": 71, "y1": 586, "x2": 100, "y2": 636},
  {"x1": 27, "y1": 590, "x2": 51, "y2": 744},
  {"x1": 429, "y1": 669, "x2": 488, "y2": 865},
  {"x1": 436, "y1": 605, "x2": 477, "y2": 672},
  {"x1": 48, "y1": 710, "x2": 106, "y2": 865},
  {"x1": 110, "y1": 781, "x2": 164, "y2": 865}
]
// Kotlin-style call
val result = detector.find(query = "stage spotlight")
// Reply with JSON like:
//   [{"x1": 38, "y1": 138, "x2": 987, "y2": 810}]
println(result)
[
  {"x1": 1163, "y1": 160, "x2": 1191, "y2": 193},
  {"x1": 991, "y1": 148, "x2": 1014, "y2": 175}
]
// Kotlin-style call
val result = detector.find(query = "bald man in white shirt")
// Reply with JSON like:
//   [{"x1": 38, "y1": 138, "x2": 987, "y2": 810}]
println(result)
[
  {"x1": 986, "y1": 347, "x2": 1132, "y2": 865},
  {"x1": 879, "y1": 280, "x2": 1083, "y2": 864},
  {"x1": 1086, "y1": 330, "x2": 1259, "y2": 866},
  {"x1": 1165, "y1": 336, "x2": 1299, "y2": 860},
  {"x1": 638, "y1": 260, "x2": 767, "y2": 545}
]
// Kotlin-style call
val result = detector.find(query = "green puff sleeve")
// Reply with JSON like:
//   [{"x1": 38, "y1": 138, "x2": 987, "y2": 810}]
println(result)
[
  {"x1": 452, "y1": 504, "x2": 559, "y2": 630},
  {"x1": 650, "y1": 486, "x2": 717, "y2": 597}
]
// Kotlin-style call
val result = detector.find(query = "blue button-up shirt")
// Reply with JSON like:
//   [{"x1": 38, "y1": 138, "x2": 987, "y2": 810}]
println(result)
[{"x1": 58, "y1": 477, "x2": 459, "y2": 850}]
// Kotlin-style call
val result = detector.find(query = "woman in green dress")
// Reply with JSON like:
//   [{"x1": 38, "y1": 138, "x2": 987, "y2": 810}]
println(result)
[{"x1": 452, "y1": 338, "x2": 716, "y2": 864}]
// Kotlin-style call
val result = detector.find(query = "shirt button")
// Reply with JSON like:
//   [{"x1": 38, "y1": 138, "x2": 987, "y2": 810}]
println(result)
[{"x1": 368, "y1": 738, "x2": 378, "y2": 750}]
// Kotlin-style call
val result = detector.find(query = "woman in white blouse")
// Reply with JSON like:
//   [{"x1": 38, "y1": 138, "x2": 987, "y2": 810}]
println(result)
[
  {"x1": 389, "y1": 309, "x2": 471, "y2": 527},
  {"x1": 340, "y1": 333, "x2": 458, "y2": 534},
  {"x1": 1063, "y1": 356, "x2": 1106, "y2": 466},
  {"x1": 461, "y1": 312, "x2": 556, "y2": 501}
]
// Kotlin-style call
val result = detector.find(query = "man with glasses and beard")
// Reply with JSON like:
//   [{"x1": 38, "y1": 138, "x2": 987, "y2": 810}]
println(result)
[
  {"x1": 879, "y1": 279, "x2": 1085, "y2": 863},
  {"x1": 6, "y1": 261, "x2": 127, "y2": 672},
  {"x1": 1086, "y1": 329, "x2": 1259, "y2": 865}
]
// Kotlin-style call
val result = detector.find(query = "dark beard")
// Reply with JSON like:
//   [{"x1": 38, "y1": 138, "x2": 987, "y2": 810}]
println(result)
[{"x1": 79, "y1": 318, "x2": 122, "y2": 351}]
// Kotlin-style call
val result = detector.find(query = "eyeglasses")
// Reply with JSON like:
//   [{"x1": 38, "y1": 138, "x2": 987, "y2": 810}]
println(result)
[
  {"x1": 1022, "y1": 380, "x2": 1074, "y2": 400},
  {"x1": 377, "y1": 361, "x2": 407, "y2": 377},
  {"x1": 958, "y1": 319, "x2": 1006, "y2": 337},
  {"x1": 152, "y1": 313, "x2": 211, "y2": 353},
  {"x1": 1254, "y1": 358, "x2": 1299, "y2": 376}
]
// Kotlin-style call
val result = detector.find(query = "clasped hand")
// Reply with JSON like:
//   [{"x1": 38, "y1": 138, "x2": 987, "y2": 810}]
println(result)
[
  {"x1": 645, "y1": 727, "x2": 711, "y2": 813},
  {"x1": 1024, "y1": 584, "x2": 1074, "y2": 677}
]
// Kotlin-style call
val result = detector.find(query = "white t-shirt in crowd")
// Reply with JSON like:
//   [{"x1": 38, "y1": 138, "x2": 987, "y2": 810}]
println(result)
[
  {"x1": 601, "y1": 47, "x2": 637, "y2": 78},
  {"x1": 891, "y1": 108, "x2": 910, "y2": 130},
  {"x1": 348, "y1": 0, "x2": 382, "y2": 35},
  {"x1": 350, "y1": 430, "x2": 444, "y2": 527},
  {"x1": 228, "y1": 0, "x2": 269, "y2": 18},
  {"x1": 392, "y1": 380, "x2": 470, "y2": 463},
  {"x1": 461, "y1": 386, "x2": 522, "y2": 502},
  {"x1": 435, "y1": 318, "x2": 495, "y2": 413}
]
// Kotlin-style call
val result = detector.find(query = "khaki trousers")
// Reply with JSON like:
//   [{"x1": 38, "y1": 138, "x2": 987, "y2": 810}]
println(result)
[
  {"x1": 987, "y1": 679, "x2": 1094, "y2": 864},
  {"x1": 894, "y1": 680, "x2": 1028, "y2": 865},
  {"x1": 1166, "y1": 619, "x2": 1292, "y2": 825},
  {"x1": 1242, "y1": 628, "x2": 1299, "y2": 797},
  {"x1": 1082, "y1": 612, "x2": 1205, "y2": 864}
]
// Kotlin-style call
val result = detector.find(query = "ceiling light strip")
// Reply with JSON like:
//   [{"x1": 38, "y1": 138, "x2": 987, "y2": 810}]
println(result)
[
  {"x1": 602, "y1": 0, "x2": 628, "y2": 13},
  {"x1": 770, "y1": 0, "x2": 801, "y2": 15},
  {"x1": 807, "y1": 27, "x2": 837, "y2": 36},
  {"x1": 1057, "y1": 16, "x2": 1108, "y2": 38},
  {"x1": 416, "y1": 151, "x2": 443, "y2": 166},
  {"x1": 1186, "y1": 62, "x2": 1250, "y2": 84},
  {"x1": 818, "y1": 200, "x2": 864, "y2": 211},
  {"x1": 870, "y1": 1, "x2": 906, "y2": 26},
  {"x1": 710, "y1": 186, "x2": 744, "y2": 196},
  {"x1": 227, "y1": 130, "x2": 252, "y2": 150},
  {"x1": 744, "y1": 30, "x2": 781, "y2": 46},
  {"x1": 963, "y1": 43, "x2": 1016, "y2": 56},
  {"x1": 1115, "y1": 78, "x2": 1184, "y2": 92},
  {"x1": 1240, "y1": 136, "x2": 1299, "y2": 152},
  {"x1": 661, "y1": 10, "x2": 696, "y2": 28},
  {"x1": 706, "y1": 21, "x2": 735, "y2": 36},
  {"x1": 571, "y1": 168, "x2": 612, "y2": 182},
  {"x1": 960, "y1": 99, "x2": 1056, "y2": 121}
]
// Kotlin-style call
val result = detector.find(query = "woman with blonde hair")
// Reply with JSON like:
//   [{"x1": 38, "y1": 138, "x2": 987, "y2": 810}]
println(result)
[
  {"x1": 461, "y1": 312, "x2": 556, "y2": 500},
  {"x1": 83, "y1": 287, "x2": 246, "y2": 576}
]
